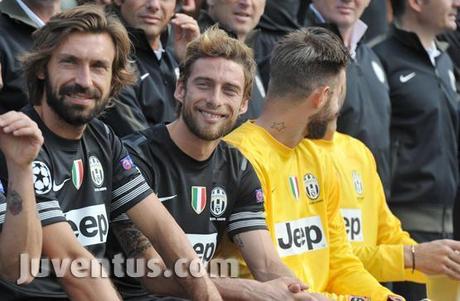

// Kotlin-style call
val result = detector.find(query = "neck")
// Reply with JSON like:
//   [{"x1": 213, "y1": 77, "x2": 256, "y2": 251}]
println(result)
[
  {"x1": 338, "y1": 25, "x2": 354, "y2": 48},
  {"x1": 23, "y1": 0, "x2": 61, "y2": 23},
  {"x1": 167, "y1": 119, "x2": 220, "y2": 161},
  {"x1": 255, "y1": 97, "x2": 310, "y2": 149},
  {"x1": 236, "y1": 33, "x2": 247, "y2": 42},
  {"x1": 149, "y1": 35, "x2": 161, "y2": 50},
  {"x1": 399, "y1": 16, "x2": 437, "y2": 49},
  {"x1": 34, "y1": 104, "x2": 85, "y2": 140}
]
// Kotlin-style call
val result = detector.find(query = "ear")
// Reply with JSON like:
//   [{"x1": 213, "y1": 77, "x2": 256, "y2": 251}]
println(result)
[
  {"x1": 238, "y1": 98, "x2": 249, "y2": 115},
  {"x1": 37, "y1": 68, "x2": 45, "y2": 80},
  {"x1": 310, "y1": 85, "x2": 330, "y2": 110},
  {"x1": 407, "y1": 0, "x2": 424, "y2": 13},
  {"x1": 174, "y1": 80, "x2": 185, "y2": 104}
]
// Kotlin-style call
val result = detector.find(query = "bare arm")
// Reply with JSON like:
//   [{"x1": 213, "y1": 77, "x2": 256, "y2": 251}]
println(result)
[
  {"x1": 42, "y1": 222, "x2": 121, "y2": 301},
  {"x1": 112, "y1": 220, "x2": 322, "y2": 301},
  {"x1": 126, "y1": 194, "x2": 222, "y2": 301},
  {"x1": 0, "y1": 112, "x2": 43, "y2": 284},
  {"x1": 234, "y1": 230, "x2": 300, "y2": 281}
]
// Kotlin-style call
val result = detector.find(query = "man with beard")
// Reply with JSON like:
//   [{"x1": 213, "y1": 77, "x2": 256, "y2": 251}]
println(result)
[
  {"x1": 107, "y1": 26, "x2": 325, "y2": 301},
  {"x1": 313, "y1": 106, "x2": 460, "y2": 285},
  {"x1": 373, "y1": 0, "x2": 460, "y2": 299},
  {"x1": 198, "y1": 0, "x2": 267, "y2": 123},
  {"x1": 0, "y1": 5, "x2": 222, "y2": 300},
  {"x1": 221, "y1": 27, "x2": 403, "y2": 301}
]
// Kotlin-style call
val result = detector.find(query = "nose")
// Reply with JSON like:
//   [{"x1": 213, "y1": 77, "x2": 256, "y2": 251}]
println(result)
[
  {"x1": 74, "y1": 64, "x2": 93, "y2": 88},
  {"x1": 146, "y1": 0, "x2": 161, "y2": 11},
  {"x1": 206, "y1": 87, "x2": 225, "y2": 108},
  {"x1": 238, "y1": 0, "x2": 250, "y2": 9}
]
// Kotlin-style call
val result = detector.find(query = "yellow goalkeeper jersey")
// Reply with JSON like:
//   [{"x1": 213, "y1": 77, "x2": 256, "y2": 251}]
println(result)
[
  {"x1": 222, "y1": 121, "x2": 398, "y2": 301},
  {"x1": 314, "y1": 132, "x2": 426, "y2": 283}
]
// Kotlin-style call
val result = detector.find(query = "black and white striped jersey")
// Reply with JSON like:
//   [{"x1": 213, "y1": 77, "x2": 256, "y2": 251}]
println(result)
[
  {"x1": 108, "y1": 124, "x2": 267, "y2": 298},
  {"x1": 0, "y1": 105, "x2": 153, "y2": 299}
]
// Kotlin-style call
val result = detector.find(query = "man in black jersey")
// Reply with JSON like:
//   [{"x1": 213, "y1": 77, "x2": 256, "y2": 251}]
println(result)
[
  {"x1": 0, "y1": 5, "x2": 221, "y2": 301},
  {"x1": 110, "y1": 27, "x2": 327, "y2": 301},
  {"x1": 0, "y1": 111, "x2": 43, "y2": 284}
]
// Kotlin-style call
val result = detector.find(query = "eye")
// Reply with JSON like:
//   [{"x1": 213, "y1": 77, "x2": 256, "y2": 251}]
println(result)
[
  {"x1": 223, "y1": 86, "x2": 240, "y2": 97},
  {"x1": 60, "y1": 57, "x2": 76, "y2": 65},
  {"x1": 196, "y1": 81, "x2": 210, "y2": 89},
  {"x1": 92, "y1": 62, "x2": 110, "y2": 72}
]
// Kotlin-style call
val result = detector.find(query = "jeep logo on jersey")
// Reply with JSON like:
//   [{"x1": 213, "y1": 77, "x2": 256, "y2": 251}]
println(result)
[
  {"x1": 186, "y1": 233, "x2": 217, "y2": 263},
  {"x1": 341, "y1": 209, "x2": 363, "y2": 242},
  {"x1": 275, "y1": 216, "x2": 327, "y2": 257},
  {"x1": 351, "y1": 171, "x2": 364, "y2": 196},
  {"x1": 65, "y1": 204, "x2": 108, "y2": 246},
  {"x1": 191, "y1": 186, "x2": 207, "y2": 214},
  {"x1": 89, "y1": 156, "x2": 104, "y2": 188},
  {"x1": 303, "y1": 173, "x2": 320, "y2": 201},
  {"x1": 210, "y1": 187, "x2": 227, "y2": 217},
  {"x1": 32, "y1": 161, "x2": 52, "y2": 195}
]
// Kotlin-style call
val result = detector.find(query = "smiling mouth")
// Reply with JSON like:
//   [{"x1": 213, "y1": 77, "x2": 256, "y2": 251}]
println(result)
[
  {"x1": 234, "y1": 12, "x2": 251, "y2": 20},
  {"x1": 198, "y1": 109, "x2": 226, "y2": 120}
]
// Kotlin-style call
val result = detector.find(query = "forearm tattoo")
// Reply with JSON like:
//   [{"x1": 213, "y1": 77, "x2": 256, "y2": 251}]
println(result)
[
  {"x1": 233, "y1": 234, "x2": 245, "y2": 249},
  {"x1": 6, "y1": 190, "x2": 23, "y2": 216},
  {"x1": 112, "y1": 220, "x2": 153, "y2": 258}
]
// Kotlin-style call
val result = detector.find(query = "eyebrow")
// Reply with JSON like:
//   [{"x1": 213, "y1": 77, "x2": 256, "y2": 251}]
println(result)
[
  {"x1": 193, "y1": 76, "x2": 242, "y2": 91},
  {"x1": 57, "y1": 53, "x2": 112, "y2": 67}
]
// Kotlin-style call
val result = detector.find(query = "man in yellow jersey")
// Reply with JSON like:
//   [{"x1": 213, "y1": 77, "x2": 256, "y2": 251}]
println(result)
[
  {"x1": 223, "y1": 27, "x2": 402, "y2": 301},
  {"x1": 313, "y1": 115, "x2": 460, "y2": 284}
]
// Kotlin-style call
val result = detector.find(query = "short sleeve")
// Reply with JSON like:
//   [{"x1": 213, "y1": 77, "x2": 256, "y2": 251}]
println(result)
[
  {"x1": 109, "y1": 127, "x2": 153, "y2": 219},
  {"x1": 226, "y1": 156, "x2": 267, "y2": 238}
]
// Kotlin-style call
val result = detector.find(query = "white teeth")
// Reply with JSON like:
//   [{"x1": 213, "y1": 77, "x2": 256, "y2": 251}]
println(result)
[{"x1": 201, "y1": 111, "x2": 223, "y2": 119}]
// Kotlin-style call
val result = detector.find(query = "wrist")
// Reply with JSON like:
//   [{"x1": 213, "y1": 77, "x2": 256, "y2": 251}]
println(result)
[{"x1": 403, "y1": 245, "x2": 414, "y2": 270}]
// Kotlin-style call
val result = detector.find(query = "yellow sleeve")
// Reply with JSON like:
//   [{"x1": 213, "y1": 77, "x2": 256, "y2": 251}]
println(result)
[
  {"x1": 352, "y1": 149, "x2": 426, "y2": 283},
  {"x1": 324, "y1": 158, "x2": 401, "y2": 301}
]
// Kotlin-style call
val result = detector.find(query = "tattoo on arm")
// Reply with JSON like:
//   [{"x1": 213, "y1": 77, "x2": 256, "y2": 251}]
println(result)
[
  {"x1": 112, "y1": 219, "x2": 152, "y2": 258},
  {"x1": 233, "y1": 234, "x2": 245, "y2": 249},
  {"x1": 270, "y1": 122, "x2": 286, "y2": 132},
  {"x1": 6, "y1": 191, "x2": 23, "y2": 216}
]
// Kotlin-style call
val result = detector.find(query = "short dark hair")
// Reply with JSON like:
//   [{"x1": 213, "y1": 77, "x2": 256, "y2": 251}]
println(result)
[
  {"x1": 391, "y1": 0, "x2": 406, "y2": 19},
  {"x1": 267, "y1": 26, "x2": 349, "y2": 100},
  {"x1": 22, "y1": 4, "x2": 135, "y2": 105}
]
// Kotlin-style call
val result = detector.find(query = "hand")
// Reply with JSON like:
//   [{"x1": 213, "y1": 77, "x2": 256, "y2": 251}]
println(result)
[
  {"x1": 171, "y1": 13, "x2": 200, "y2": 62},
  {"x1": 251, "y1": 277, "x2": 320, "y2": 301},
  {"x1": 408, "y1": 240, "x2": 460, "y2": 280},
  {"x1": 0, "y1": 111, "x2": 43, "y2": 167},
  {"x1": 181, "y1": 0, "x2": 197, "y2": 16}
]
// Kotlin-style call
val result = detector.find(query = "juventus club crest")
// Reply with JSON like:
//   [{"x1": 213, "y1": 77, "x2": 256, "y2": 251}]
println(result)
[
  {"x1": 304, "y1": 173, "x2": 320, "y2": 200},
  {"x1": 351, "y1": 171, "x2": 364, "y2": 196},
  {"x1": 191, "y1": 186, "x2": 207, "y2": 214},
  {"x1": 89, "y1": 156, "x2": 104, "y2": 188},
  {"x1": 210, "y1": 187, "x2": 227, "y2": 217}
]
